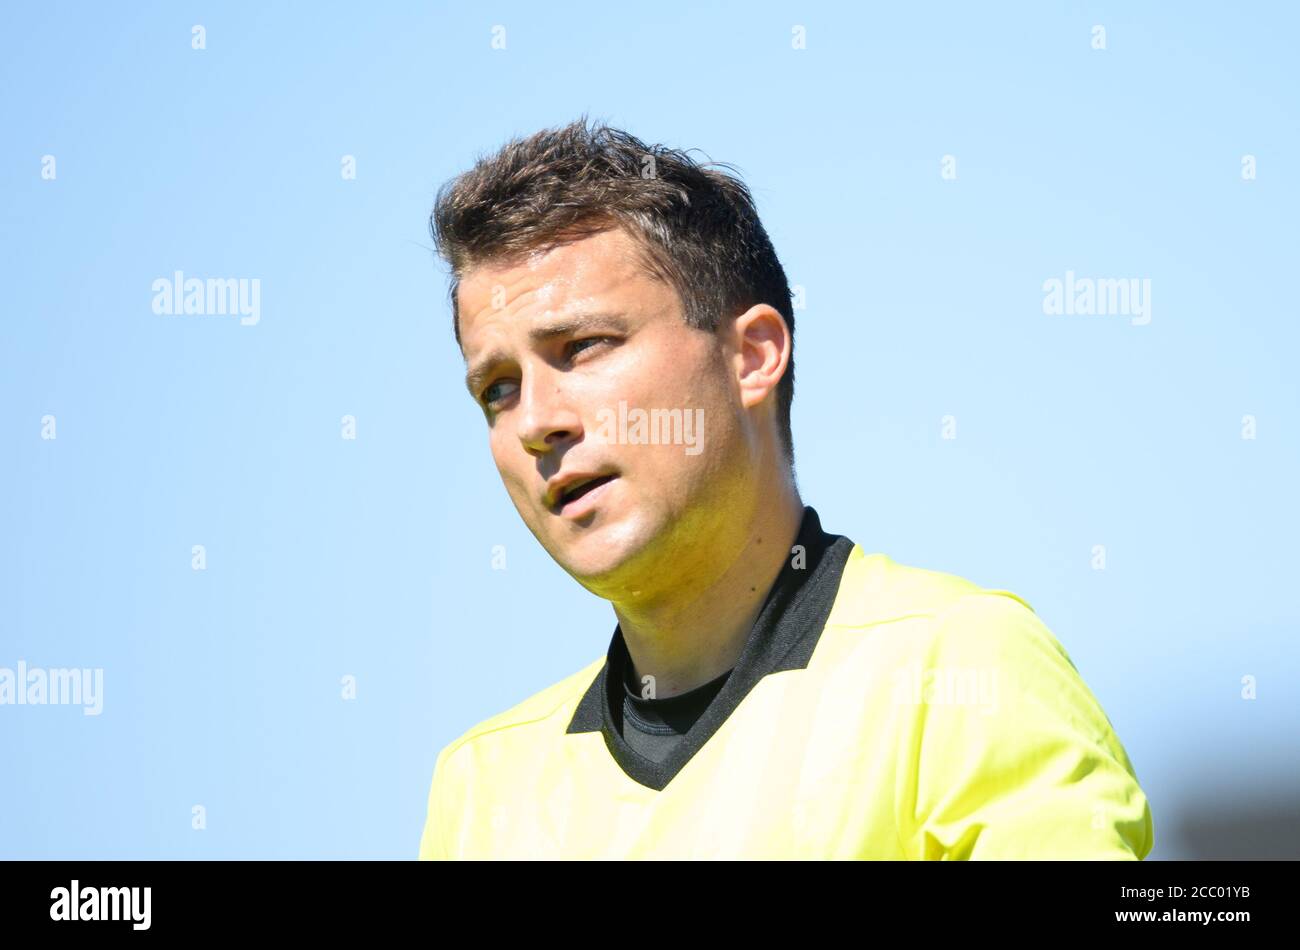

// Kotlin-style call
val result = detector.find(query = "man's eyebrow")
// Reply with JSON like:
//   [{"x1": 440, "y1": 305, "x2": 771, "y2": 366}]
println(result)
[{"x1": 463, "y1": 312, "x2": 630, "y2": 396}]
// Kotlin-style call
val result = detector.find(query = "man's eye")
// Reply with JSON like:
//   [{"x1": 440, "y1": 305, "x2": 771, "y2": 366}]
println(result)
[
  {"x1": 481, "y1": 380, "x2": 517, "y2": 408},
  {"x1": 478, "y1": 339, "x2": 612, "y2": 410},
  {"x1": 567, "y1": 337, "x2": 609, "y2": 359}
]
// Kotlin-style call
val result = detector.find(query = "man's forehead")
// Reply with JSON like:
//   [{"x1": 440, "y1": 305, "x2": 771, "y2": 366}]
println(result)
[
  {"x1": 462, "y1": 230, "x2": 636, "y2": 298},
  {"x1": 458, "y1": 230, "x2": 654, "y2": 339}
]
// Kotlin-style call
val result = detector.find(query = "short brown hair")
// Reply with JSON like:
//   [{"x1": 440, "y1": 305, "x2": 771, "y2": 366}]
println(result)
[{"x1": 429, "y1": 115, "x2": 797, "y2": 468}]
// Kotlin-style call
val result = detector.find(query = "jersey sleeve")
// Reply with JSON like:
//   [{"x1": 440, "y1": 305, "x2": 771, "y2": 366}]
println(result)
[{"x1": 896, "y1": 590, "x2": 1154, "y2": 860}]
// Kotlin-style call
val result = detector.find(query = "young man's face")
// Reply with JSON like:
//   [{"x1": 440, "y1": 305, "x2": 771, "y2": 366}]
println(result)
[{"x1": 457, "y1": 226, "x2": 756, "y2": 595}]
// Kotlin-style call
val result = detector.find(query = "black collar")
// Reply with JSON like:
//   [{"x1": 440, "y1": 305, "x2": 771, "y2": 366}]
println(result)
[{"x1": 566, "y1": 505, "x2": 855, "y2": 790}]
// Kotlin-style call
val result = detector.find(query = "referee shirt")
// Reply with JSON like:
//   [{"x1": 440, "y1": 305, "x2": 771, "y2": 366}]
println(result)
[{"x1": 419, "y1": 506, "x2": 1154, "y2": 859}]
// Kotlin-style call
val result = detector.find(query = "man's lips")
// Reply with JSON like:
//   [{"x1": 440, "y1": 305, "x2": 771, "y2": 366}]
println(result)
[{"x1": 548, "y1": 473, "x2": 618, "y2": 513}]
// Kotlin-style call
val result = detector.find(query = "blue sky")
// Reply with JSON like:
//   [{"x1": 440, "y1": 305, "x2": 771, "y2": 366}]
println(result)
[{"x1": 1, "y1": 2, "x2": 1296, "y2": 858}]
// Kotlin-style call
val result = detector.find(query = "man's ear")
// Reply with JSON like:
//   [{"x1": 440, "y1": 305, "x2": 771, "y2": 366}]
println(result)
[{"x1": 730, "y1": 304, "x2": 791, "y2": 411}]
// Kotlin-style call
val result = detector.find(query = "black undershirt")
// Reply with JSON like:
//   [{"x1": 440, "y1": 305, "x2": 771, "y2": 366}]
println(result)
[{"x1": 620, "y1": 655, "x2": 733, "y2": 765}]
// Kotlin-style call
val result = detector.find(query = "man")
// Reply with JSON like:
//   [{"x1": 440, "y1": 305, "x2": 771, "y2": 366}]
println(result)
[{"x1": 418, "y1": 117, "x2": 1154, "y2": 860}]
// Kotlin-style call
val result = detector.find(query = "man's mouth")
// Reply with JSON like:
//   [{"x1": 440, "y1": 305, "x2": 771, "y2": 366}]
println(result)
[{"x1": 553, "y1": 474, "x2": 618, "y2": 513}]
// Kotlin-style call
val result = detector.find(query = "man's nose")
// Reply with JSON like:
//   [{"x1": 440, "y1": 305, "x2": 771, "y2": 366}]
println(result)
[{"x1": 516, "y1": 367, "x2": 582, "y2": 456}]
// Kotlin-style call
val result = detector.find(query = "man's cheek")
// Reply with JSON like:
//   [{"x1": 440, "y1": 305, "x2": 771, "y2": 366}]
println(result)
[{"x1": 497, "y1": 473, "x2": 532, "y2": 518}]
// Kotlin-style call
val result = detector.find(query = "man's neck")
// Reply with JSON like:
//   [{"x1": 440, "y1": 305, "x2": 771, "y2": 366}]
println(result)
[{"x1": 612, "y1": 487, "x2": 805, "y2": 700}]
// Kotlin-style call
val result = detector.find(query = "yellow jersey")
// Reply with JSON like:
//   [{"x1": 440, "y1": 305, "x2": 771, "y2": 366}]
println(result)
[{"x1": 419, "y1": 507, "x2": 1153, "y2": 859}]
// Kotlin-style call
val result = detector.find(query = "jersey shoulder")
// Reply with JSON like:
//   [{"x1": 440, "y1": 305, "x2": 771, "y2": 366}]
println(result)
[
  {"x1": 828, "y1": 545, "x2": 1033, "y2": 628},
  {"x1": 435, "y1": 653, "x2": 605, "y2": 763}
]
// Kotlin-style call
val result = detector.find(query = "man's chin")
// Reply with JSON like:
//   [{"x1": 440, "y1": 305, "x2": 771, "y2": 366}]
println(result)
[
  {"x1": 554, "y1": 542, "x2": 635, "y2": 590},
  {"x1": 547, "y1": 520, "x2": 658, "y2": 597}
]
